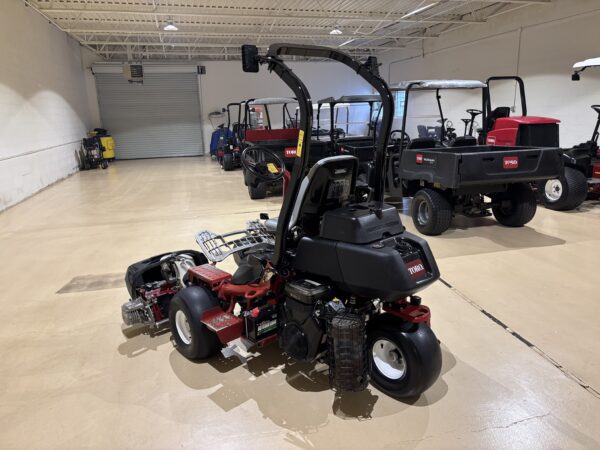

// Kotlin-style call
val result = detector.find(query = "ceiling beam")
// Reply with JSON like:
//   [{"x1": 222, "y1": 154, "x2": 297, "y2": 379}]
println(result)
[
  {"x1": 39, "y1": 7, "x2": 486, "y2": 24},
  {"x1": 82, "y1": 40, "x2": 407, "y2": 51},
  {"x1": 69, "y1": 29, "x2": 438, "y2": 41}
]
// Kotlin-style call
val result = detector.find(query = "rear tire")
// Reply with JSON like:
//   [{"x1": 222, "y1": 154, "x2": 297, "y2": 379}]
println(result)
[
  {"x1": 248, "y1": 182, "x2": 267, "y2": 200},
  {"x1": 169, "y1": 287, "x2": 222, "y2": 360},
  {"x1": 368, "y1": 314, "x2": 442, "y2": 399},
  {"x1": 222, "y1": 153, "x2": 234, "y2": 171},
  {"x1": 411, "y1": 188, "x2": 453, "y2": 235},
  {"x1": 537, "y1": 167, "x2": 588, "y2": 211},
  {"x1": 492, "y1": 183, "x2": 536, "y2": 227}
]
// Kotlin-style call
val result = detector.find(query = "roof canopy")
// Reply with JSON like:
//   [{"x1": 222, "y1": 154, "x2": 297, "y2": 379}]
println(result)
[
  {"x1": 573, "y1": 57, "x2": 600, "y2": 70},
  {"x1": 248, "y1": 97, "x2": 297, "y2": 105},
  {"x1": 392, "y1": 80, "x2": 486, "y2": 91},
  {"x1": 317, "y1": 94, "x2": 381, "y2": 104}
]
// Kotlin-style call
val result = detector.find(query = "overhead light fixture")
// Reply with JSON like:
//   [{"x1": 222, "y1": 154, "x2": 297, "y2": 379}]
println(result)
[
  {"x1": 163, "y1": 21, "x2": 178, "y2": 31},
  {"x1": 401, "y1": 2, "x2": 438, "y2": 19},
  {"x1": 330, "y1": 28, "x2": 343, "y2": 35},
  {"x1": 339, "y1": 39, "x2": 355, "y2": 47}
]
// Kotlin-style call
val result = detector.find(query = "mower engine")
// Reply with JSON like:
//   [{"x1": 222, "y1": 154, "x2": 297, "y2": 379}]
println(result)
[{"x1": 279, "y1": 279, "x2": 369, "y2": 392}]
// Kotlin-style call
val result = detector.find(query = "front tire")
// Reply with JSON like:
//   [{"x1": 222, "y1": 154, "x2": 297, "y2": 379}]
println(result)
[
  {"x1": 248, "y1": 182, "x2": 267, "y2": 200},
  {"x1": 538, "y1": 167, "x2": 588, "y2": 211},
  {"x1": 222, "y1": 153, "x2": 234, "y2": 171},
  {"x1": 411, "y1": 188, "x2": 453, "y2": 235},
  {"x1": 368, "y1": 315, "x2": 442, "y2": 399},
  {"x1": 169, "y1": 287, "x2": 222, "y2": 360},
  {"x1": 492, "y1": 183, "x2": 536, "y2": 227}
]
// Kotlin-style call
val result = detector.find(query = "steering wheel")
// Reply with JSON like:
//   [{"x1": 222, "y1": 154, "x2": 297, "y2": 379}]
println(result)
[
  {"x1": 467, "y1": 109, "x2": 482, "y2": 117},
  {"x1": 241, "y1": 146, "x2": 286, "y2": 182},
  {"x1": 389, "y1": 129, "x2": 411, "y2": 148}
]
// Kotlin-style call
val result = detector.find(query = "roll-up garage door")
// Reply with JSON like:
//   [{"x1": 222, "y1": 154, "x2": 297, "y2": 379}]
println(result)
[{"x1": 93, "y1": 64, "x2": 204, "y2": 159}]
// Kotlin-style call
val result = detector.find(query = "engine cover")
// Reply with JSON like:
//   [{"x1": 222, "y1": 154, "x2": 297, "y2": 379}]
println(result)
[{"x1": 278, "y1": 297, "x2": 323, "y2": 361}]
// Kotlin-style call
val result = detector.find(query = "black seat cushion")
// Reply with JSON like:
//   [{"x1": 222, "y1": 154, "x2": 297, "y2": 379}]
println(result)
[
  {"x1": 451, "y1": 136, "x2": 477, "y2": 147},
  {"x1": 407, "y1": 137, "x2": 436, "y2": 149}
]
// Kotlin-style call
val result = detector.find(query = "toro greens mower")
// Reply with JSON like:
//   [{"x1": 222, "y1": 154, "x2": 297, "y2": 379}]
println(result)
[
  {"x1": 121, "y1": 43, "x2": 443, "y2": 399},
  {"x1": 533, "y1": 58, "x2": 600, "y2": 207},
  {"x1": 387, "y1": 80, "x2": 562, "y2": 235}
]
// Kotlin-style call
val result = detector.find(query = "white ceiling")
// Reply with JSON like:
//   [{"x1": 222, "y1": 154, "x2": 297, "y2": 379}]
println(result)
[{"x1": 26, "y1": 0, "x2": 551, "y2": 61}]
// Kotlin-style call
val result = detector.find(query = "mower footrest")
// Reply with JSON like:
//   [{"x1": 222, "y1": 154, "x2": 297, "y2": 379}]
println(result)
[{"x1": 201, "y1": 307, "x2": 243, "y2": 344}]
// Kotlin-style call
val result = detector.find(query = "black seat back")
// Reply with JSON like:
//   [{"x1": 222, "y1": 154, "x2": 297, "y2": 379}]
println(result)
[
  {"x1": 289, "y1": 155, "x2": 358, "y2": 235},
  {"x1": 487, "y1": 106, "x2": 511, "y2": 130},
  {"x1": 407, "y1": 137, "x2": 436, "y2": 149},
  {"x1": 451, "y1": 136, "x2": 477, "y2": 147},
  {"x1": 417, "y1": 125, "x2": 429, "y2": 138}
]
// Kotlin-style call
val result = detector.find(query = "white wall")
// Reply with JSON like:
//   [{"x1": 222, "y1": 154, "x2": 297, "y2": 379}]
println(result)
[
  {"x1": 200, "y1": 61, "x2": 374, "y2": 150},
  {"x1": 379, "y1": 0, "x2": 600, "y2": 147},
  {"x1": 0, "y1": 0, "x2": 94, "y2": 211}
]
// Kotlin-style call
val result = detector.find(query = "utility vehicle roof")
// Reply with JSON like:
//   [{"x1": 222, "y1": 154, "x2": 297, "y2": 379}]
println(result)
[
  {"x1": 573, "y1": 57, "x2": 600, "y2": 70},
  {"x1": 248, "y1": 97, "x2": 297, "y2": 105},
  {"x1": 392, "y1": 80, "x2": 486, "y2": 91},
  {"x1": 317, "y1": 94, "x2": 381, "y2": 104}
]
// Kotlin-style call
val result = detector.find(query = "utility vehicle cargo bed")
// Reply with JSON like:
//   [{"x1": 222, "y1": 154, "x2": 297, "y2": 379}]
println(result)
[{"x1": 399, "y1": 145, "x2": 562, "y2": 189}]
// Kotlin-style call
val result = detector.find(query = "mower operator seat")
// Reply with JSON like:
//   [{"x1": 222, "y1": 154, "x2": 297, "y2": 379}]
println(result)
[{"x1": 288, "y1": 155, "x2": 358, "y2": 235}]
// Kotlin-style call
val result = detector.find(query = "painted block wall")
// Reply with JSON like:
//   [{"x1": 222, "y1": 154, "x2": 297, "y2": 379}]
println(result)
[
  {"x1": 0, "y1": 1, "x2": 93, "y2": 211},
  {"x1": 379, "y1": 0, "x2": 600, "y2": 147}
]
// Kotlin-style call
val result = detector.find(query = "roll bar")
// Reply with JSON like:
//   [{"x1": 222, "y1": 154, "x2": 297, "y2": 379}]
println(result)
[
  {"x1": 485, "y1": 76, "x2": 527, "y2": 117},
  {"x1": 241, "y1": 43, "x2": 394, "y2": 267}
]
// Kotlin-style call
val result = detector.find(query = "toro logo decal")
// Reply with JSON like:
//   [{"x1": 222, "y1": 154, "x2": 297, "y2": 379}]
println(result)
[
  {"x1": 284, "y1": 147, "x2": 297, "y2": 158},
  {"x1": 406, "y1": 258, "x2": 427, "y2": 281},
  {"x1": 487, "y1": 136, "x2": 497, "y2": 145},
  {"x1": 416, "y1": 153, "x2": 424, "y2": 164},
  {"x1": 503, "y1": 156, "x2": 519, "y2": 169}
]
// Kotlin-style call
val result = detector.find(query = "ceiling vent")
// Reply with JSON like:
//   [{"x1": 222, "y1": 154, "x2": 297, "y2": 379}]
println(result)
[{"x1": 123, "y1": 63, "x2": 143, "y2": 84}]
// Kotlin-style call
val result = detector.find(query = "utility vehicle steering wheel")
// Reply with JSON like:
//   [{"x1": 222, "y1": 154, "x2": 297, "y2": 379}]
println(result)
[
  {"x1": 467, "y1": 109, "x2": 482, "y2": 116},
  {"x1": 241, "y1": 146, "x2": 286, "y2": 182},
  {"x1": 389, "y1": 129, "x2": 411, "y2": 148}
]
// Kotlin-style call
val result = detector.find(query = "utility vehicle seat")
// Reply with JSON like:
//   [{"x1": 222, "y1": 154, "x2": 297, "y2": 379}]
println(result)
[
  {"x1": 487, "y1": 107, "x2": 511, "y2": 130},
  {"x1": 451, "y1": 136, "x2": 477, "y2": 147},
  {"x1": 407, "y1": 137, "x2": 436, "y2": 149},
  {"x1": 289, "y1": 155, "x2": 358, "y2": 235}
]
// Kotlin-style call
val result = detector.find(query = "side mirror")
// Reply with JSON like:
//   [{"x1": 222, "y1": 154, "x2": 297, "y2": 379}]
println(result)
[
  {"x1": 242, "y1": 45, "x2": 260, "y2": 73},
  {"x1": 572, "y1": 72, "x2": 580, "y2": 81}
]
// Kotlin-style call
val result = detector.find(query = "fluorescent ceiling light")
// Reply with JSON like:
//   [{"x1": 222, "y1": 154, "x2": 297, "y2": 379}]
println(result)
[
  {"x1": 339, "y1": 39, "x2": 355, "y2": 47},
  {"x1": 401, "y1": 2, "x2": 438, "y2": 19},
  {"x1": 163, "y1": 22, "x2": 178, "y2": 31},
  {"x1": 330, "y1": 28, "x2": 343, "y2": 35}
]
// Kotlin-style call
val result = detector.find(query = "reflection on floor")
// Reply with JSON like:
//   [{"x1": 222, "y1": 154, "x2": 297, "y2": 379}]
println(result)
[{"x1": 0, "y1": 157, "x2": 598, "y2": 448}]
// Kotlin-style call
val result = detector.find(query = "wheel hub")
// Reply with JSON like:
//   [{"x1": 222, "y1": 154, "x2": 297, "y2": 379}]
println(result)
[
  {"x1": 544, "y1": 179, "x2": 563, "y2": 202},
  {"x1": 175, "y1": 310, "x2": 192, "y2": 345},
  {"x1": 417, "y1": 201, "x2": 430, "y2": 226},
  {"x1": 372, "y1": 338, "x2": 406, "y2": 380}
]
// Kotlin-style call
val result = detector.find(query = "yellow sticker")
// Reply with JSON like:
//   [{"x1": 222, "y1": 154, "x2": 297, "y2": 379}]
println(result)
[
  {"x1": 267, "y1": 163, "x2": 279, "y2": 174},
  {"x1": 296, "y1": 130, "x2": 305, "y2": 157}
]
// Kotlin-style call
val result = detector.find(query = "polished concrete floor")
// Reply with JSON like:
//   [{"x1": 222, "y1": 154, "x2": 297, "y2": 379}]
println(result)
[{"x1": 0, "y1": 157, "x2": 599, "y2": 449}]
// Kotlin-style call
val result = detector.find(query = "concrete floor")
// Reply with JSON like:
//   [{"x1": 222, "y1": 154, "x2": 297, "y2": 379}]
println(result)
[{"x1": 0, "y1": 157, "x2": 599, "y2": 449}]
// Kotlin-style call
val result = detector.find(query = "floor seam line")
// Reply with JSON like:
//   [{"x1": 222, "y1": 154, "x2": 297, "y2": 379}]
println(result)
[{"x1": 439, "y1": 277, "x2": 600, "y2": 400}]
